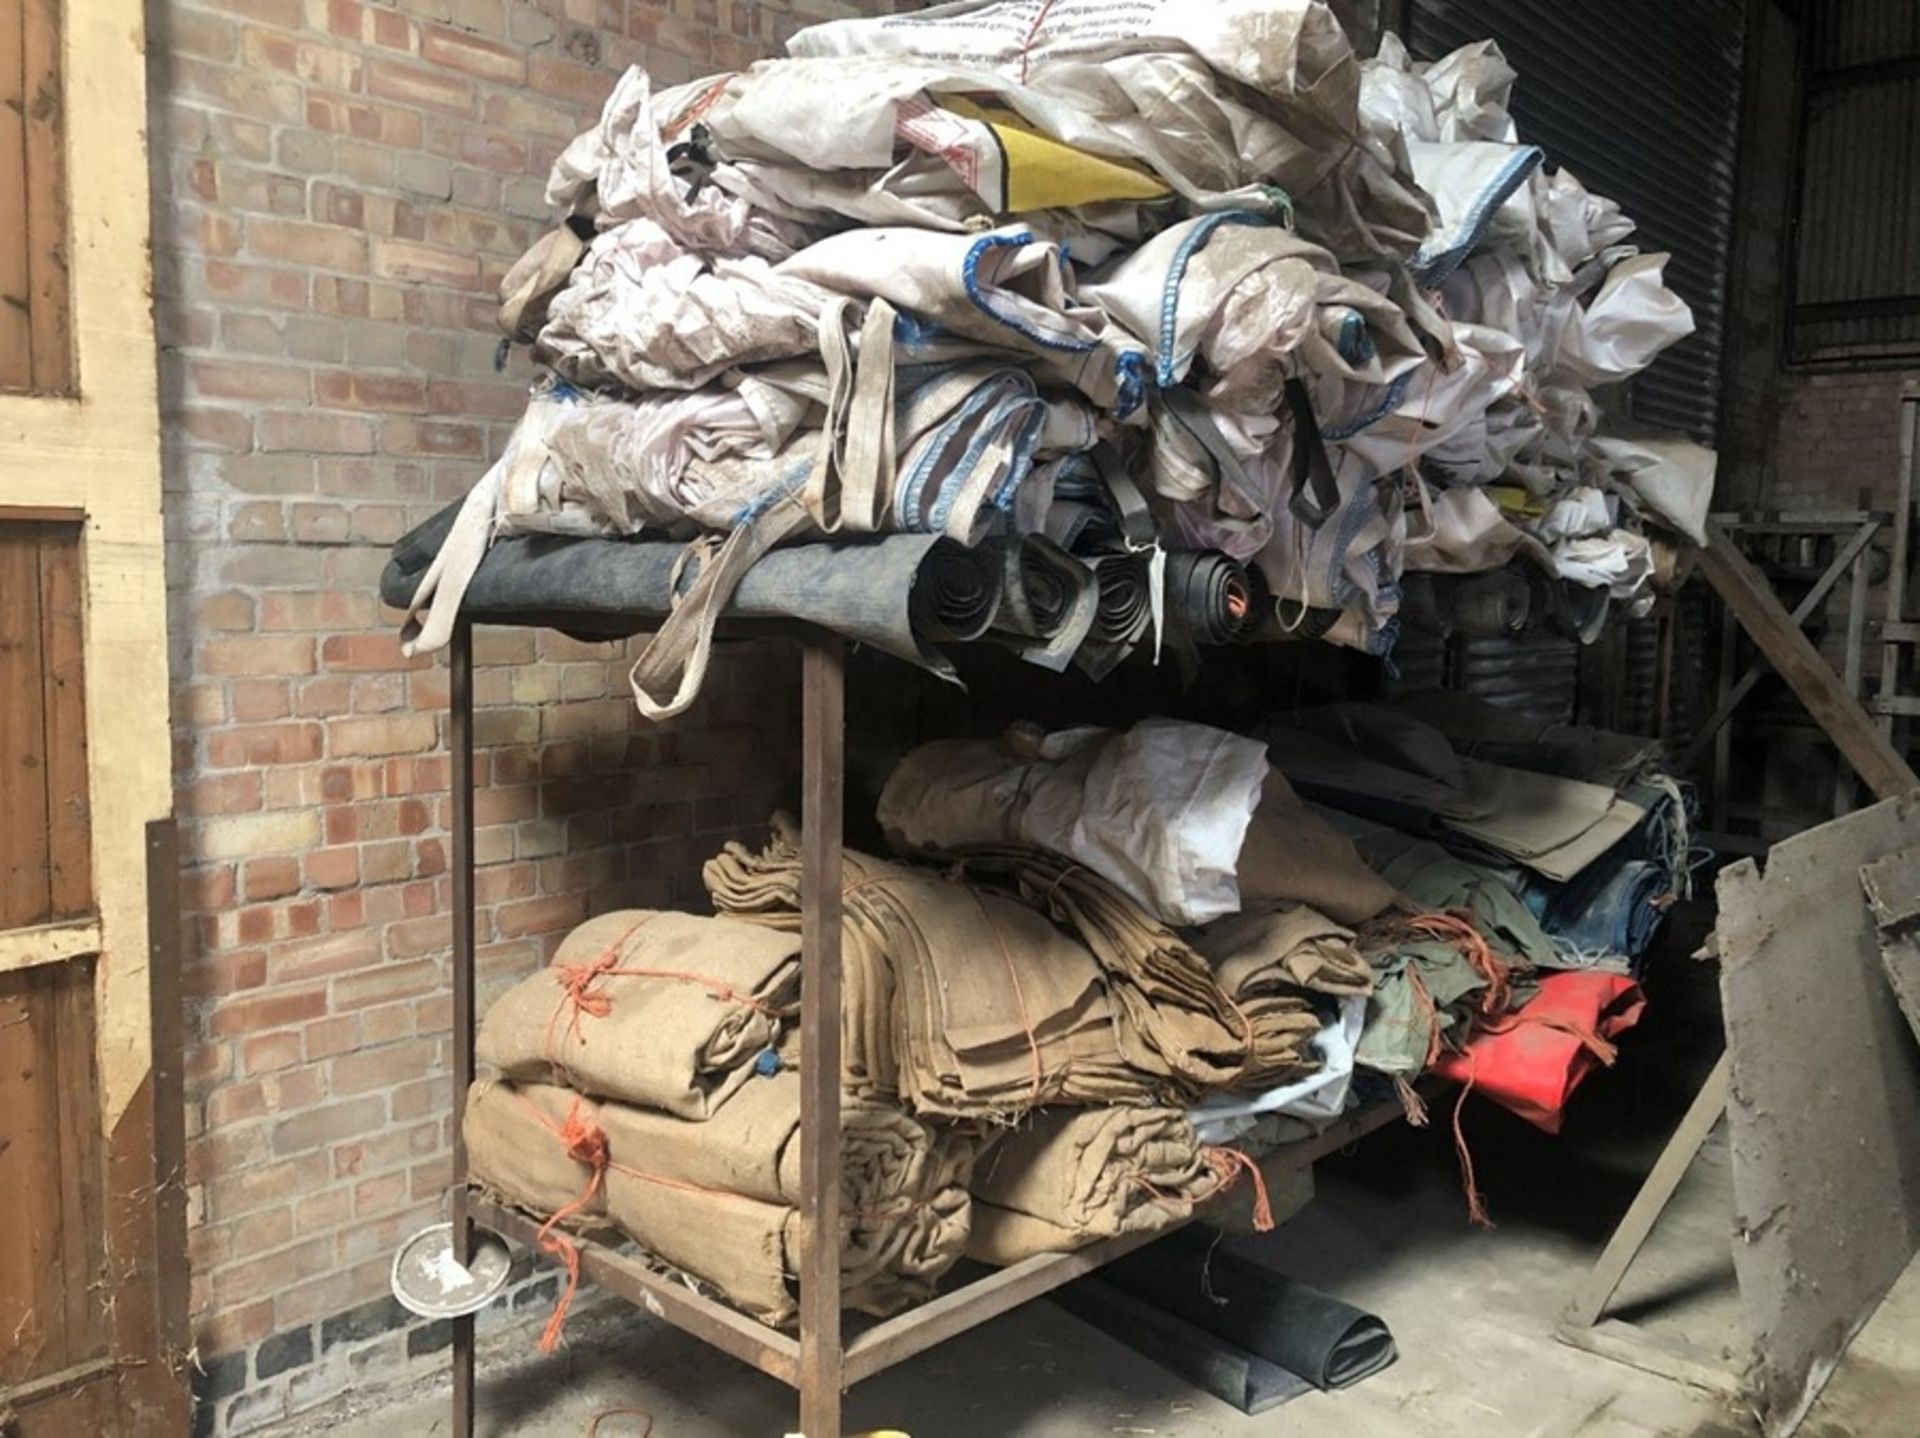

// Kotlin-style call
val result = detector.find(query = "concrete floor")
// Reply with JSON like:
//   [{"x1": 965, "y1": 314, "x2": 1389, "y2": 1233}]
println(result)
[{"x1": 288, "y1": 950, "x2": 1920, "y2": 1438}]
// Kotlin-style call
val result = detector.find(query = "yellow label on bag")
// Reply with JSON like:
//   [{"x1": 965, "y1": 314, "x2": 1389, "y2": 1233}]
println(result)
[{"x1": 935, "y1": 94, "x2": 1170, "y2": 213}]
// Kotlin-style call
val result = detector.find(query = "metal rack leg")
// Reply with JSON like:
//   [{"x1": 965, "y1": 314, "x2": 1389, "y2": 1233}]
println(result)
[
  {"x1": 797, "y1": 635, "x2": 846, "y2": 1438},
  {"x1": 450, "y1": 620, "x2": 477, "y2": 1438}
]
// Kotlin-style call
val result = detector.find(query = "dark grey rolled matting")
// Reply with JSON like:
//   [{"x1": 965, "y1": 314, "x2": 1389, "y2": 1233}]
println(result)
[
  {"x1": 1056, "y1": 1231, "x2": 1397, "y2": 1413},
  {"x1": 381, "y1": 502, "x2": 999, "y2": 679}
]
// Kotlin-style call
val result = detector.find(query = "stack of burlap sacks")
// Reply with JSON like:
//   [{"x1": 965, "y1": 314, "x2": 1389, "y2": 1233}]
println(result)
[
  {"x1": 466, "y1": 909, "x2": 975, "y2": 1324},
  {"x1": 467, "y1": 720, "x2": 1388, "y2": 1327}
]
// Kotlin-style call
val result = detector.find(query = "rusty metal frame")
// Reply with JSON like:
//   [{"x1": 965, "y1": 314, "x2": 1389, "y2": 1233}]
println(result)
[{"x1": 441, "y1": 619, "x2": 1407, "y2": 1438}]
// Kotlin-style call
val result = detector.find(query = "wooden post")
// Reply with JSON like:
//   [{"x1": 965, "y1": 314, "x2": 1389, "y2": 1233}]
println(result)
[
  {"x1": 797, "y1": 634, "x2": 846, "y2": 1438},
  {"x1": 449, "y1": 621, "x2": 477, "y2": 1438},
  {"x1": 1838, "y1": 542, "x2": 1873, "y2": 815},
  {"x1": 1877, "y1": 394, "x2": 1918, "y2": 737}
]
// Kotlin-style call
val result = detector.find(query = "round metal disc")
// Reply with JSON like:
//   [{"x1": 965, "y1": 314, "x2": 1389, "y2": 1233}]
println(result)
[{"x1": 390, "y1": 1221, "x2": 513, "y2": 1319}]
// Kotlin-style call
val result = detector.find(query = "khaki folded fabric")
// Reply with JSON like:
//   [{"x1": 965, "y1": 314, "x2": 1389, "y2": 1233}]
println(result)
[
  {"x1": 706, "y1": 819, "x2": 1158, "y2": 1119},
  {"x1": 966, "y1": 1106, "x2": 1221, "y2": 1264},
  {"x1": 966, "y1": 848, "x2": 1321, "y2": 1100},
  {"x1": 463, "y1": 1077, "x2": 608, "y2": 1224},
  {"x1": 598, "y1": 1072, "x2": 976, "y2": 1323},
  {"x1": 1192, "y1": 903, "x2": 1376, "y2": 1000},
  {"x1": 1237, "y1": 771, "x2": 1399, "y2": 924},
  {"x1": 477, "y1": 909, "x2": 799, "y2": 1118}
]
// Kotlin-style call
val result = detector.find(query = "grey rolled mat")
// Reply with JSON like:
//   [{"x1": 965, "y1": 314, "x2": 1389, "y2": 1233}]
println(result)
[
  {"x1": 380, "y1": 501, "x2": 998, "y2": 680},
  {"x1": 1073, "y1": 550, "x2": 1153, "y2": 681},
  {"x1": 985, "y1": 534, "x2": 1099, "y2": 673},
  {"x1": 1056, "y1": 1231, "x2": 1397, "y2": 1413}
]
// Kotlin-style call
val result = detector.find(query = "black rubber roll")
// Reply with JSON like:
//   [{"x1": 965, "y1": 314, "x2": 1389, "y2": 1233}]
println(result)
[
  {"x1": 1163, "y1": 550, "x2": 1254, "y2": 645},
  {"x1": 1097, "y1": 1229, "x2": 1397, "y2": 1395},
  {"x1": 909, "y1": 541, "x2": 1001, "y2": 644}
]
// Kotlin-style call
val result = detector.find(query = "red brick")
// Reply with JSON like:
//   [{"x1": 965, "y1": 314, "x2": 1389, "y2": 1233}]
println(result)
[
  {"x1": 314, "y1": 370, "x2": 430, "y2": 413},
  {"x1": 231, "y1": 678, "x2": 292, "y2": 722},
  {"x1": 421, "y1": 24, "x2": 526, "y2": 81},
  {"x1": 190, "y1": 358, "x2": 312, "y2": 403},
  {"x1": 370, "y1": 236, "x2": 481, "y2": 289},
  {"x1": 182, "y1": 772, "x2": 263, "y2": 817},
  {"x1": 200, "y1": 634, "x2": 316, "y2": 677},
  {"x1": 242, "y1": 1030, "x2": 303, "y2": 1075},
  {"x1": 206, "y1": 722, "x2": 325, "y2": 769},
  {"x1": 368, "y1": 59, "x2": 473, "y2": 114},
  {"x1": 332, "y1": 1037, "x2": 438, "y2": 1096},
  {"x1": 328, "y1": 713, "x2": 438, "y2": 756},
  {"x1": 305, "y1": 846, "x2": 361, "y2": 891},
  {"x1": 268, "y1": 931, "x2": 379, "y2": 985},
  {"x1": 271, "y1": 1095, "x2": 388, "y2": 1158},
  {"x1": 321, "y1": 632, "x2": 422, "y2": 672},
  {"x1": 256, "y1": 410, "x2": 377, "y2": 454},
  {"x1": 242, "y1": 857, "x2": 300, "y2": 901},
  {"x1": 209, "y1": 1235, "x2": 336, "y2": 1307},
  {"x1": 334, "y1": 958, "x2": 440, "y2": 1009},
  {"x1": 494, "y1": 893, "x2": 588, "y2": 939},
  {"x1": 206, "y1": 987, "x2": 327, "y2": 1038},
  {"x1": 249, "y1": 216, "x2": 368, "y2": 272}
]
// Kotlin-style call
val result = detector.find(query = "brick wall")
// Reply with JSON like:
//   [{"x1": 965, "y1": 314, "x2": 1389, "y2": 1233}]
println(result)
[
  {"x1": 147, "y1": 2, "x2": 860, "y2": 1431},
  {"x1": 1767, "y1": 367, "x2": 1918, "y2": 512}
]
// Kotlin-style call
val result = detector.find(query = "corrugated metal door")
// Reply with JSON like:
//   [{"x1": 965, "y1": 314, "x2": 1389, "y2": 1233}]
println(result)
[{"x1": 1406, "y1": 0, "x2": 1746, "y2": 441}]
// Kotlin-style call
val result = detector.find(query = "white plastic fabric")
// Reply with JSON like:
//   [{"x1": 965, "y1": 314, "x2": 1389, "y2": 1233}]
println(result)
[
  {"x1": 1591, "y1": 433, "x2": 1716, "y2": 547},
  {"x1": 1189, "y1": 993, "x2": 1365, "y2": 1145},
  {"x1": 876, "y1": 718, "x2": 1273, "y2": 926}
]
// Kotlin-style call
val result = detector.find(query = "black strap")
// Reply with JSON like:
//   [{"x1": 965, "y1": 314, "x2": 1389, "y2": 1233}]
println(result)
[{"x1": 1285, "y1": 378, "x2": 1342, "y2": 526}]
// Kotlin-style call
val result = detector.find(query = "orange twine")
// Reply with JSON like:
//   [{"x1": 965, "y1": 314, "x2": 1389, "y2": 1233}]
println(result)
[
  {"x1": 513, "y1": 1092, "x2": 612, "y2": 1354},
  {"x1": 541, "y1": 913, "x2": 780, "y2": 1078}
]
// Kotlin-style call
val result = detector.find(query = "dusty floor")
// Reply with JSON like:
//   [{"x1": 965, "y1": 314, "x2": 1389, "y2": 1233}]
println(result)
[{"x1": 291, "y1": 946, "x2": 1920, "y2": 1438}]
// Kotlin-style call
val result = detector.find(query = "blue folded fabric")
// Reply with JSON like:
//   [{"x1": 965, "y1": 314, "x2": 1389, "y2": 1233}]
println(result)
[{"x1": 1538, "y1": 858, "x2": 1669, "y2": 961}]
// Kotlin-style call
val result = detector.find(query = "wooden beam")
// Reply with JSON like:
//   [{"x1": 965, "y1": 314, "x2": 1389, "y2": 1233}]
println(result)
[
  {"x1": 1695, "y1": 523, "x2": 1918, "y2": 800},
  {"x1": 1565, "y1": 1054, "x2": 1730, "y2": 1330},
  {"x1": 843, "y1": 1096, "x2": 1410, "y2": 1384},
  {"x1": 470, "y1": 1196, "x2": 802, "y2": 1387},
  {"x1": 0, "y1": 917, "x2": 100, "y2": 975}
]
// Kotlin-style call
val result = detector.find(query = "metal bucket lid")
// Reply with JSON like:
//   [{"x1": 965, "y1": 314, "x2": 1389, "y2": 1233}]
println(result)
[{"x1": 390, "y1": 1221, "x2": 513, "y2": 1319}]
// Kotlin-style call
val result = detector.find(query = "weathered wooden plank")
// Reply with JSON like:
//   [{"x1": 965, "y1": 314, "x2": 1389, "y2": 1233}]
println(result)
[
  {"x1": 37, "y1": 525, "x2": 90, "y2": 917},
  {"x1": 1861, "y1": 847, "x2": 1920, "y2": 1051},
  {"x1": 19, "y1": 0, "x2": 69, "y2": 394},
  {"x1": 1696, "y1": 522, "x2": 1918, "y2": 800},
  {"x1": 0, "y1": 964, "x2": 103, "y2": 1383},
  {"x1": 50, "y1": 956, "x2": 106, "y2": 1366},
  {"x1": 0, "y1": 524, "x2": 52, "y2": 924},
  {"x1": 1566, "y1": 1054, "x2": 1730, "y2": 1330},
  {"x1": 0, "y1": 0, "x2": 30, "y2": 392},
  {"x1": 1715, "y1": 796, "x2": 1920, "y2": 1436}
]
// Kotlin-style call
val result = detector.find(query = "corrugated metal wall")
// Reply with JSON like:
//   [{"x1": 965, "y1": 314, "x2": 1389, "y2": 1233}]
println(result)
[
  {"x1": 1406, "y1": 0, "x2": 1746, "y2": 440},
  {"x1": 1790, "y1": 0, "x2": 1920, "y2": 360}
]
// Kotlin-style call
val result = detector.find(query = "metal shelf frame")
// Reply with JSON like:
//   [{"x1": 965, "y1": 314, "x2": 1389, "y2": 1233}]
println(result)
[{"x1": 441, "y1": 617, "x2": 1405, "y2": 1437}]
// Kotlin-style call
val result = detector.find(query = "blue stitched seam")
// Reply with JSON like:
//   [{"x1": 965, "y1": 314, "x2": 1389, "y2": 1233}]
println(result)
[
  {"x1": 1410, "y1": 145, "x2": 1543, "y2": 287},
  {"x1": 962, "y1": 230, "x2": 1088, "y2": 353},
  {"x1": 1114, "y1": 349, "x2": 1146, "y2": 419},
  {"x1": 1337, "y1": 311, "x2": 1374, "y2": 366},
  {"x1": 988, "y1": 400, "x2": 1048, "y2": 512},
  {"x1": 1323, "y1": 481, "x2": 1377, "y2": 607},
  {"x1": 929, "y1": 382, "x2": 1039, "y2": 532},
  {"x1": 1323, "y1": 371, "x2": 1414, "y2": 441},
  {"x1": 731, "y1": 460, "x2": 813, "y2": 526},
  {"x1": 1154, "y1": 211, "x2": 1276, "y2": 388}
]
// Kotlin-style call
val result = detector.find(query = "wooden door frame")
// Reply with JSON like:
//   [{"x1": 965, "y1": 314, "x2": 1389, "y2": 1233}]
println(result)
[{"x1": 0, "y1": 0, "x2": 188, "y2": 1429}]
